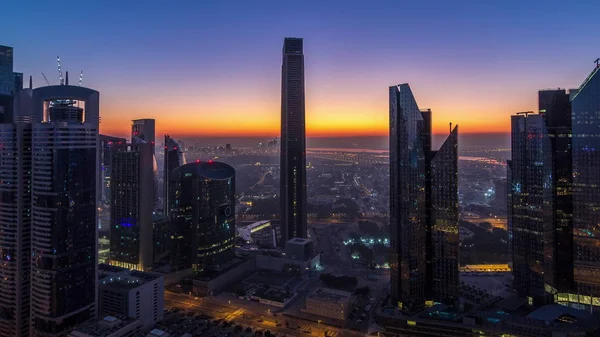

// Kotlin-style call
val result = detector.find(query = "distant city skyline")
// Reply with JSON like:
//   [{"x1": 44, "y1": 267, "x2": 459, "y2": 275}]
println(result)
[{"x1": 5, "y1": 1, "x2": 600, "y2": 138}]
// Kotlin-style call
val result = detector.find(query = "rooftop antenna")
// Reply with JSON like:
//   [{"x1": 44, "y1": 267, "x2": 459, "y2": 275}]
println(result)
[
  {"x1": 78, "y1": 70, "x2": 83, "y2": 86},
  {"x1": 57, "y1": 56, "x2": 63, "y2": 85},
  {"x1": 449, "y1": 122, "x2": 452, "y2": 134},
  {"x1": 29, "y1": 76, "x2": 32, "y2": 89},
  {"x1": 41, "y1": 72, "x2": 51, "y2": 86},
  {"x1": 65, "y1": 71, "x2": 69, "y2": 85},
  {"x1": 595, "y1": 58, "x2": 600, "y2": 68}
]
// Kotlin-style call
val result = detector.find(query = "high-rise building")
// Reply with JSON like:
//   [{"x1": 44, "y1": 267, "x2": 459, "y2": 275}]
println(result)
[
  {"x1": 571, "y1": 65, "x2": 600, "y2": 314},
  {"x1": 13, "y1": 72, "x2": 23, "y2": 94},
  {"x1": 109, "y1": 142, "x2": 154, "y2": 271},
  {"x1": 98, "y1": 134, "x2": 126, "y2": 206},
  {"x1": 0, "y1": 46, "x2": 14, "y2": 95},
  {"x1": 10, "y1": 84, "x2": 100, "y2": 336},
  {"x1": 508, "y1": 89, "x2": 574, "y2": 306},
  {"x1": 389, "y1": 84, "x2": 459, "y2": 313},
  {"x1": 0, "y1": 119, "x2": 32, "y2": 337},
  {"x1": 280, "y1": 37, "x2": 307, "y2": 244},
  {"x1": 163, "y1": 135, "x2": 185, "y2": 216},
  {"x1": 169, "y1": 161, "x2": 235, "y2": 273},
  {"x1": 131, "y1": 118, "x2": 158, "y2": 210}
]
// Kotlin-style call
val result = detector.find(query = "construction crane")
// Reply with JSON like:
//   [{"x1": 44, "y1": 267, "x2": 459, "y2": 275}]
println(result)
[
  {"x1": 78, "y1": 70, "x2": 83, "y2": 86},
  {"x1": 57, "y1": 56, "x2": 63, "y2": 85},
  {"x1": 41, "y1": 72, "x2": 51, "y2": 86}
]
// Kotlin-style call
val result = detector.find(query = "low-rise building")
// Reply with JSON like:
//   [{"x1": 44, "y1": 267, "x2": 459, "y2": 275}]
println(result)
[
  {"x1": 304, "y1": 288, "x2": 353, "y2": 320},
  {"x1": 99, "y1": 269, "x2": 164, "y2": 329},
  {"x1": 237, "y1": 220, "x2": 277, "y2": 247},
  {"x1": 68, "y1": 316, "x2": 142, "y2": 337}
]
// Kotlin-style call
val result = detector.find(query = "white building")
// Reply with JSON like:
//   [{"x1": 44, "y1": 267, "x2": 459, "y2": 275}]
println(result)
[{"x1": 99, "y1": 269, "x2": 164, "y2": 329}]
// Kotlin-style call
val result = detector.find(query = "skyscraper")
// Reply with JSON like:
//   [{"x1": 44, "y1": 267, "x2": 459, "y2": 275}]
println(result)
[
  {"x1": 571, "y1": 65, "x2": 600, "y2": 314},
  {"x1": 109, "y1": 142, "x2": 154, "y2": 271},
  {"x1": 131, "y1": 118, "x2": 158, "y2": 210},
  {"x1": 16, "y1": 84, "x2": 100, "y2": 336},
  {"x1": 13, "y1": 72, "x2": 23, "y2": 94},
  {"x1": 98, "y1": 134, "x2": 126, "y2": 205},
  {"x1": 0, "y1": 45, "x2": 14, "y2": 95},
  {"x1": 0, "y1": 118, "x2": 32, "y2": 337},
  {"x1": 163, "y1": 135, "x2": 185, "y2": 216},
  {"x1": 280, "y1": 37, "x2": 307, "y2": 244},
  {"x1": 508, "y1": 89, "x2": 574, "y2": 306},
  {"x1": 169, "y1": 161, "x2": 235, "y2": 273},
  {"x1": 389, "y1": 84, "x2": 459, "y2": 313}
]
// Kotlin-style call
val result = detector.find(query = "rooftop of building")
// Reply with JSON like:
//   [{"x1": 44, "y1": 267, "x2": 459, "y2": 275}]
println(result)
[
  {"x1": 287, "y1": 237, "x2": 311, "y2": 245},
  {"x1": 308, "y1": 287, "x2": 352, "y2": 304},
  {"x1": 70, "y1": 316, "x2": 139, "y2": 337},
  {"x1": 174, "y1": 161, "x2": 235, "y2": 180},
  {"x1": 99, "y1": 270, "x2": 162, "y2": 290},
  {"x1": 193, "y1": 257, "x2": 248, "y2": 282},
  {"x1": 527, "y1": 304, "x2": 599, "y2": 331}
]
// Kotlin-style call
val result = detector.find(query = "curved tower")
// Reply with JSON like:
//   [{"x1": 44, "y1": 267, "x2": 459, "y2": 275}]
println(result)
[{"x1": 168, "y1": 161, "x2": 235, "y2": 273}]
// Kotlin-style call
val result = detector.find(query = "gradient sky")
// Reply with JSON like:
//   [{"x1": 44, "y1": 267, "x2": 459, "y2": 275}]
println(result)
[{"x1": 4, "y1": 0, "x2": 600, "y2": 138}]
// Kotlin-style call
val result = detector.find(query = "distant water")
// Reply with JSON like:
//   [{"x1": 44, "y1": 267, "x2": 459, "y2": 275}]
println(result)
[{"x1": 178, "y1": 133, "x2": 510, "y2": 151}]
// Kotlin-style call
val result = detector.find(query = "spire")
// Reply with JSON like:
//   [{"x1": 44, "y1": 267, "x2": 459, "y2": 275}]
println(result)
[
  {"x1": 65, "y1": 71, "x2": 69, "y2": 85},
  {"x1": 29, "y1": 76, "x2": 32, "y2": 89}
]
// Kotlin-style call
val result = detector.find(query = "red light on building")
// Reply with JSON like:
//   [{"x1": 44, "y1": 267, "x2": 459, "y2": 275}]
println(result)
[{"x1": 196, "y1": 160, "x2": 200, "y2": 163}]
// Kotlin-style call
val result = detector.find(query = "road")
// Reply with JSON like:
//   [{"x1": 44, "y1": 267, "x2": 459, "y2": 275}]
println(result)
[{"x1": 165, "y1": 292, "x2": 365, "y2": 337}]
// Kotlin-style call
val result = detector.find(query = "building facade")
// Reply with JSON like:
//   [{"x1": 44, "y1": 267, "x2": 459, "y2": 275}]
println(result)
[
  {"x1": 389, "y1": 84, "x2": 459, "y2": 313},
  {"x1": 571, "y1": 65, "x2": 600, "y2": 313},
  {"x1": 0, "y1": 121, "x2": 32, "y2": 337},
  {"x1": 163, "y1": 135, "x2": 185, "y2": 216},
  {"x1": 109, "y1": 143, "x2": 154, "y2": 271},
  {"x1": 131, "y1": 119, "x2": 157, "y2": 209},
  {"x1": 169, "y1": 161, "x2": 236, "y2": 273},
  {"x1": 280, "y1": 37, "x2": 307, "y2": 244},
  {"x1": 304, "y1": 288, "x2": 353, "y2": 321},
  {"x1": 0, "y1": 45, "x2": 13, "y2": 95},
  {"x1": 508, "y1": 89, "x2": 575, "y2": 306},
  {"x1": 98, "y1": 135, "x2": 126, "y2": 205},
  {"x1": 98, "y1": 270, "x2": 164, "y2": 330},
  {"x1": 24, "y1": 85, "x2": 100, "y2": 336}
]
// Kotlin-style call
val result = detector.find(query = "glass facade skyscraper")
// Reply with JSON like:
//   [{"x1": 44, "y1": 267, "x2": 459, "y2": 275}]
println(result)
[
  {"x1": 280, "y1": 37, "x2": 307, "y2": 244},
  {"x1": 571, "y1": 66, "x2": 600, "y2": 313},
  {"x1": 109, "y1": 142, "x2": 154, "y2": 271},
  {"x1": 163, "y1": 135, "x2": 185, "y2": 216},
  {"x1": 509, "y1": 89, "x2": 575, "y2": 306},
  {"x1": 169, "y1": 161, "x2": 235, "y2": 273},
  {"x1": 0, "y1": 46, "x2": 13, "y2": 95},
  {"x1": 389, "y1": 84, "x2": 459, "y2": 313}
]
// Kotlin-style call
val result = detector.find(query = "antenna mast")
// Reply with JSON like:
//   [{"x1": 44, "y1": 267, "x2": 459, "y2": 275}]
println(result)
[
  {"x1": 595, "y1": 58, "x2": 600, "y2": 68},
  {"x1": 57, "y1": 56, "x2": 63, "y2": 85},
  {"x1": 41, "y1": 72, "x2": 51, "y2": 86},
  {"x1": 78, "y1": 70, "x2": 83, "y2": 86}
]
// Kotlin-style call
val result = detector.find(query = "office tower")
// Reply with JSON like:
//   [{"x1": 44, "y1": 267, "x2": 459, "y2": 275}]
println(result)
[
  {"x1": 571, "y1": 65, "x2": 600, "y2": 314},
  {"x1": 152, "y1": 215, "x2": 170, "y2": 263},
  {"x1": 131, "y1": 118, "x2": 158, "y2": 209},
  {"x1": 280, "y1": 37, "x2": 307, "y2": 244},
  {"x1": 389, "y1": 84, "x2": 459, "y2": 313},
  {"x1": 169, "y1": 161, "x2": 235, "y2": 273},
  {"x1": 109, "y1": 142, "x2": 154, "y2": 271},
  {"x1": 0, "y1": 46, "x2": 14, "y2": 95},
  {"x1": 13, "y1": 72, "x2": 23, "y2": 94},
  {"x1": 19, "y1": 85, "x2": 100, "y2": 336},
  {"x1": 493, "y1": 178, "x2": 508, "y2": 211},
  {"x1": 163, "y1": 135, "x2": 185, "y2": 216},
  {"x1": 508, "y1": 89, "x2": 573, "y2": 306},
  {"x1": 98, "y1": 135, "x2": 126, "y2": 205},
  {"x1": 0, "y1": 120, "x2": 32, "y2": 337}
]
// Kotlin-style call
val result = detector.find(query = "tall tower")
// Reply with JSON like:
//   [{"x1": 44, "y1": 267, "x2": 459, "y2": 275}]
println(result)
[
  {"x1": 571, "y1": 65, "x2": 600, "y2": 314},
  {"x1": 163, "y1": 135, "x2": 186, "y2": 216},
  {"x1": 131, "y1": 119, "x2": 158, "y2": 209},
  {"x1": 0, "y1": 114, "x2": 32, "y2": 337},
  {"x1": 169, "y1": 161, "x2": 236, "y2": 273},
  {"x1": 389, "y1": 84, "x2": 459, "y2": 313},
  {"x1": 0, "y1": 45, "x2": 14, "y2": 95},
  {"x1": 280, "y1": 37, "x2": 307, "y2": 244},
  {"x1": 109, "y1": 142, "x2": 154, "y2": 271},
  {"x1": 27, "y1": 85, "x2": 100, "y2": 336},
  {"x1": 508, "y1": 90, "x2": 574, "y2": 306}
]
